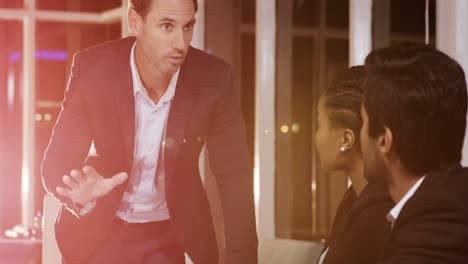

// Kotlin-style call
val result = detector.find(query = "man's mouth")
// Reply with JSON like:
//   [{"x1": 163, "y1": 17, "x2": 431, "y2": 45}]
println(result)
[{"x1": 168, "y1": 55, "x2": 184, "y2": 64}]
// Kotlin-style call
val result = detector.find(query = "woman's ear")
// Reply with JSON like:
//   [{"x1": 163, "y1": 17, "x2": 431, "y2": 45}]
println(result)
[{"x1": 340, "y1": 129, "x2": 355, "y2": 153}]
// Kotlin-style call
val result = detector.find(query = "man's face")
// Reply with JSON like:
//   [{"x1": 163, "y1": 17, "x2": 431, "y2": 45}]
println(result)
[
  {"x1": 132, "y1": 0, "x2": 196, "y2": 76},
  {"x1": 360, "y1": 104, "x2": 389, "y2": 184}
]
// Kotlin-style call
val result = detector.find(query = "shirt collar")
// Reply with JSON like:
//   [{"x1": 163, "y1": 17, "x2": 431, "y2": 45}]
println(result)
[
  {"x1": 387, "y1": 176, "x2": 426, "y2": 225},
  {"x1": 130, "y1": 43, "x2": 179, "y2": 103}
]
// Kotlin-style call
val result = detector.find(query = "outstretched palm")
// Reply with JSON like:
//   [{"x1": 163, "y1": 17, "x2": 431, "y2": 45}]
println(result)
[{"x1": 56, "y1": 166, "x2": 128, "y2": 206}]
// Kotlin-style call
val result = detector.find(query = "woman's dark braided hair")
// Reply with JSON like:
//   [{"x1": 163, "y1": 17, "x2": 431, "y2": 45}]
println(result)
[{"x1": 322, "y1": 66, "x2": 366, "y2": 149}]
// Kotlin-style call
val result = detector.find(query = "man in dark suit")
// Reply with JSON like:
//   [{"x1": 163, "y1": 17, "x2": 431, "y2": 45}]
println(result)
[
  {"x1": 41, "y1": 0, "x2": 258, "y2": 263},
  {"x1": 359, "y1": 43, "x2": 468, "y2": 263}
]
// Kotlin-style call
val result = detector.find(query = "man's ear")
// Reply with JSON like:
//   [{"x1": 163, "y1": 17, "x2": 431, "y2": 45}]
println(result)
[
  {"x1": 378, "y1": 127, "x2": 393, "y2": 154},
  {"x1": 128, "y1": 9, "x2": 141, "y2": 36}
]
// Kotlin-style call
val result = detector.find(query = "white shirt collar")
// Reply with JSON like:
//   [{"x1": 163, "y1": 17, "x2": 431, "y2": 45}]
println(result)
[
  {"x1": 387, "y1": 176, "x2": 426, "y2": 225},
  {"x1": 130, "y1": 43, "x2": 179, "y2": 103}
]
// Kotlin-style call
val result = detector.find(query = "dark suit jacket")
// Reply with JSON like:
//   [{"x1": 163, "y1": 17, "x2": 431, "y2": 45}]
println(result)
[
  {"x1": 380, "y1": 164, "x2": 468, "y2": 264},
  {"x1": 320, "y1": 183, "x2": 394, "y2": 264},
  {"x1": 41, "y1": 37, "x2": 258, "y2": 264}
]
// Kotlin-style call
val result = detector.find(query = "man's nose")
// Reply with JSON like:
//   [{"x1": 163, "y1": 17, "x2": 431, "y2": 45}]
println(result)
[{"x1": 172, "y1": 29, "x2": 186, "y2": 51}]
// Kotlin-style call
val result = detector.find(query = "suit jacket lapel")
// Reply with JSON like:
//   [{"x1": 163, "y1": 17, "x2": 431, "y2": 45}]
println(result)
[
  {"x1": 164, "y1": 48, "x2": 197, "y2": 190},
  {"x1": 389, "y1": 163, "x2": 463, "y2": 236},
  {"x1": 113, "y1": 38, "x2": 136, "y2": 172}
]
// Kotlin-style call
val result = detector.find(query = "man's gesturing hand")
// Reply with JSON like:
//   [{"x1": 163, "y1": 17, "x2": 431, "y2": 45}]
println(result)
[{"x1": 56, "y1": 166, "x2": 128, "y2": 206}]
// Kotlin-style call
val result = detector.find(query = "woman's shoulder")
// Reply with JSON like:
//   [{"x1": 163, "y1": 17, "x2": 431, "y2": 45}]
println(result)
[
  {"x1": 351, "y1": 183, "x2": 395, "y2": 220},
  {"x1": 359, "y1": 183, "x2": 393, "y2": 205}
]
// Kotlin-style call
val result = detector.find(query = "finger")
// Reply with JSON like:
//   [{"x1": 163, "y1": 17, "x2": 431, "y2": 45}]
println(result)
[
  {"x1": 63, "y1": 175, "x2": 79, "y2": 189},
  {"x1": 69, "y1": 170, "x2": 85, "y2": 183},
  {"x1": 56, "y1": 186, "x2": 72, "y2": 198},
  {"x1": 105, "y1": 172, "x2": 128, "y2": 188},
  {"x1": 82, "y1": 166, "x2": 96, "y2": 175}
]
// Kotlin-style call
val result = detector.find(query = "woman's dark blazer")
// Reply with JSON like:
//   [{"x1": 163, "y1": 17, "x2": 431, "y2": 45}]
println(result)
[{"x1": 319, "y1": 183, "x2": 394, "y2": 264}]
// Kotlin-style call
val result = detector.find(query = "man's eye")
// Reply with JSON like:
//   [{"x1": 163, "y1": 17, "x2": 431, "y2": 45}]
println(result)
[
  {"x1": 184, "y1": 24, "x2": 194, "y2": 31},
  {"x1": 162, "y1": 23, "x2": 173, "y2": 30}
]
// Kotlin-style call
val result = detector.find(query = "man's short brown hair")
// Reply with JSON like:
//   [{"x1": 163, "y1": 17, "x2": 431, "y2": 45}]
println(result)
[{"x1": 129, "y1": 0, "x2": 198, "y2": 17}]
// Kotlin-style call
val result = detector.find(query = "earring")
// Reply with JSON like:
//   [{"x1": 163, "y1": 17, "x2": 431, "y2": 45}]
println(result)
[{"x1": 340, "y1": 146, "x2": 347, "y2": 153}]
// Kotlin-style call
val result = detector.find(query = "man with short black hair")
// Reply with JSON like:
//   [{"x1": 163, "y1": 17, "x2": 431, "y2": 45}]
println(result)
[
  {"x1": 42, "y1": 0, "x2": 258, "y2": 263},
  {"x1": 360, "y1": 43, "x2": 468, "y2": 263}
]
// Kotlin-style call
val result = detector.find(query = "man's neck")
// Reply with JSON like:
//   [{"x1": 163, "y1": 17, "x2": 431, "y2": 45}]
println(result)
[
  {"x1": 134, "y1": 46, "x2": 171, "y2": 103},
  {"x1": 387, "y1": 167, "x2": 424, "y2": 204}
]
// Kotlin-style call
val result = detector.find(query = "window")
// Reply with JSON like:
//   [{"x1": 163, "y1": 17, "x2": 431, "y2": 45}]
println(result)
[{"x1": 0, "y1": 0, "x2": 124, "y2": 230}]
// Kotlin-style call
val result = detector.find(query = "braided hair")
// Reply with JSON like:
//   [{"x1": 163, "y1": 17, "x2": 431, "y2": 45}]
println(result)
[{"x1": 322, "y1": 66, "x2": 366, "y2": 149}]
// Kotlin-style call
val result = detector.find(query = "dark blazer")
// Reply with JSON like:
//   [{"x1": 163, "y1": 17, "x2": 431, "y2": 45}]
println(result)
[
  {"x1": 41, "y1": 37, "x2": 258, "y2": 264},
  {"x1": 380, "y1": 164, "x2": 468, "y2": 264},
  {"x1": 320, "y1": 183, "x2": 394, "y2": 264}
]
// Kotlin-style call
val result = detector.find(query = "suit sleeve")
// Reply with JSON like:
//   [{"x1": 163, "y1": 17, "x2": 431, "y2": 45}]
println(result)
[
  {"x1": 206, "y1": 66, "x2": 258, "y2": 264},
  {"x1": 379, "y1": 193, "x2": 468, "y2": 264},
  {"x1": 41, "y1": 53, "x2": 93, "y2": 218}
]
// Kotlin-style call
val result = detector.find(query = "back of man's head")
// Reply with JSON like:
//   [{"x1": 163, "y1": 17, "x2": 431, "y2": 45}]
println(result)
[{"x1": 363, "y1": 43, "x2": 467, "y2": 175}]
